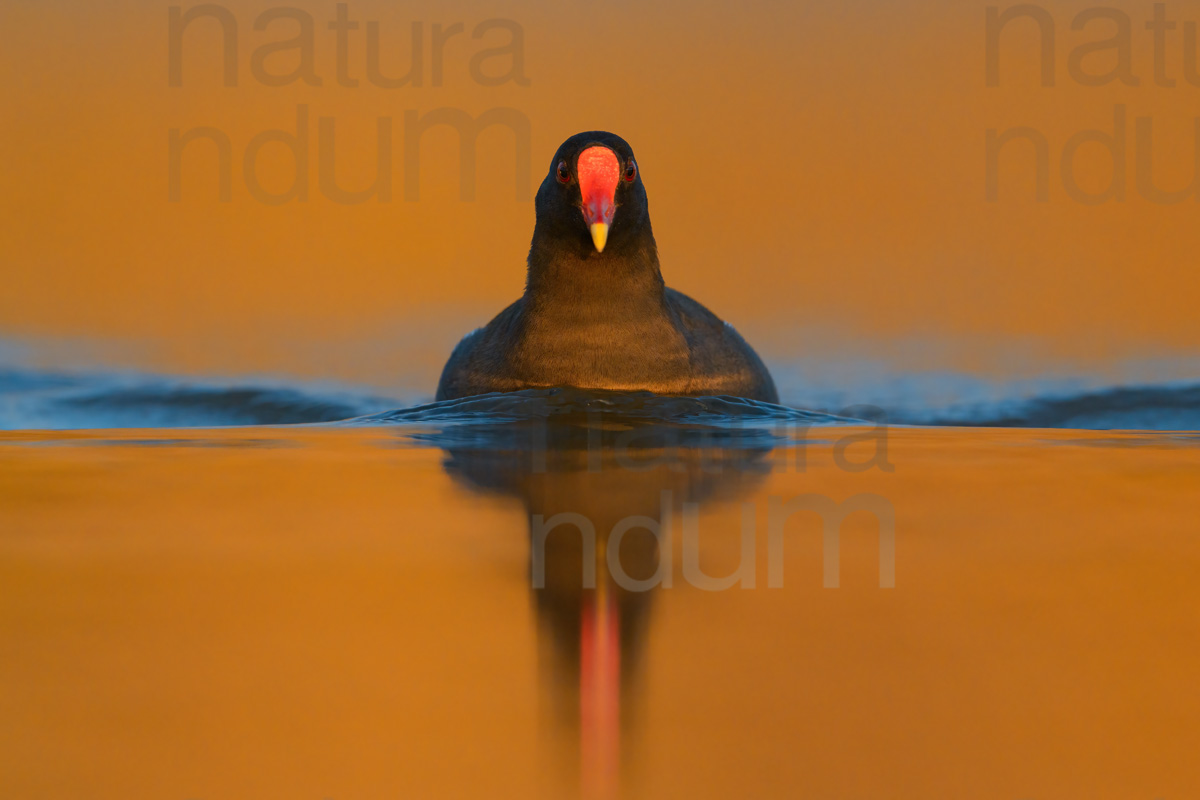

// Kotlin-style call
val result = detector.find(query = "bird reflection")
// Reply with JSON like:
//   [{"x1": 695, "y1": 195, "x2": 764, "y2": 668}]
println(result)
[{"x1": 437, "y1": 406, "x2": 774, "y2": 798}]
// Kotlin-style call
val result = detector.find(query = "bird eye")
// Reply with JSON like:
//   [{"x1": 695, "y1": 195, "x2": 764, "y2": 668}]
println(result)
[
  {"x1": 556, "y1": 160, "x2": 571, "y2": 184},
  {"x1": 624, "y1": 160, "x2": 637, "y2": 182}
]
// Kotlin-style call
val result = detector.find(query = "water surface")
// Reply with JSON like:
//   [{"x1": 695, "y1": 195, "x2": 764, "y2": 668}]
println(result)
[{"x1": 3, "y1": 398, "x2": 1199, "y2": 798}]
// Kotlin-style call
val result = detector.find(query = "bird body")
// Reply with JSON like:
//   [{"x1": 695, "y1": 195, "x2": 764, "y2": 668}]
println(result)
[{"x1": 436, "y1": 132, "x2": 778, "y2": 404}]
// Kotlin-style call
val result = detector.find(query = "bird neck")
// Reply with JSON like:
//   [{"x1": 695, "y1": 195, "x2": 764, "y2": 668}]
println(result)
[{"x1": 523, "y1": 226, "x2": 667, "y2": 313}]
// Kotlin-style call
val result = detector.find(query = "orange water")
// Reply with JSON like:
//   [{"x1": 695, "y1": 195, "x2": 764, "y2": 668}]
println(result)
[{"x1": 2, "y1": 425, "x2": 1198, "y2": 799}]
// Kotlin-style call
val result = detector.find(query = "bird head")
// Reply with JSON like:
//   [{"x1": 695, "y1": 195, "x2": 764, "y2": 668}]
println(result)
[{"x1": 534, "y1": 131, "x2": 649, "y2": 257}]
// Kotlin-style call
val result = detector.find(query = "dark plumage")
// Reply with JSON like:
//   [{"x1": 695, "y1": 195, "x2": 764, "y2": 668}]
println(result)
[{"x1": 436, "y1": 131, "x2": 778, "y2": 403}]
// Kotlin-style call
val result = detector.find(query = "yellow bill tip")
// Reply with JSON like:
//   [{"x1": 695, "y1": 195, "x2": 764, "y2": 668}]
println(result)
[{"x1": 589, "y1": 222, "x2": 609, "y2": 253}]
